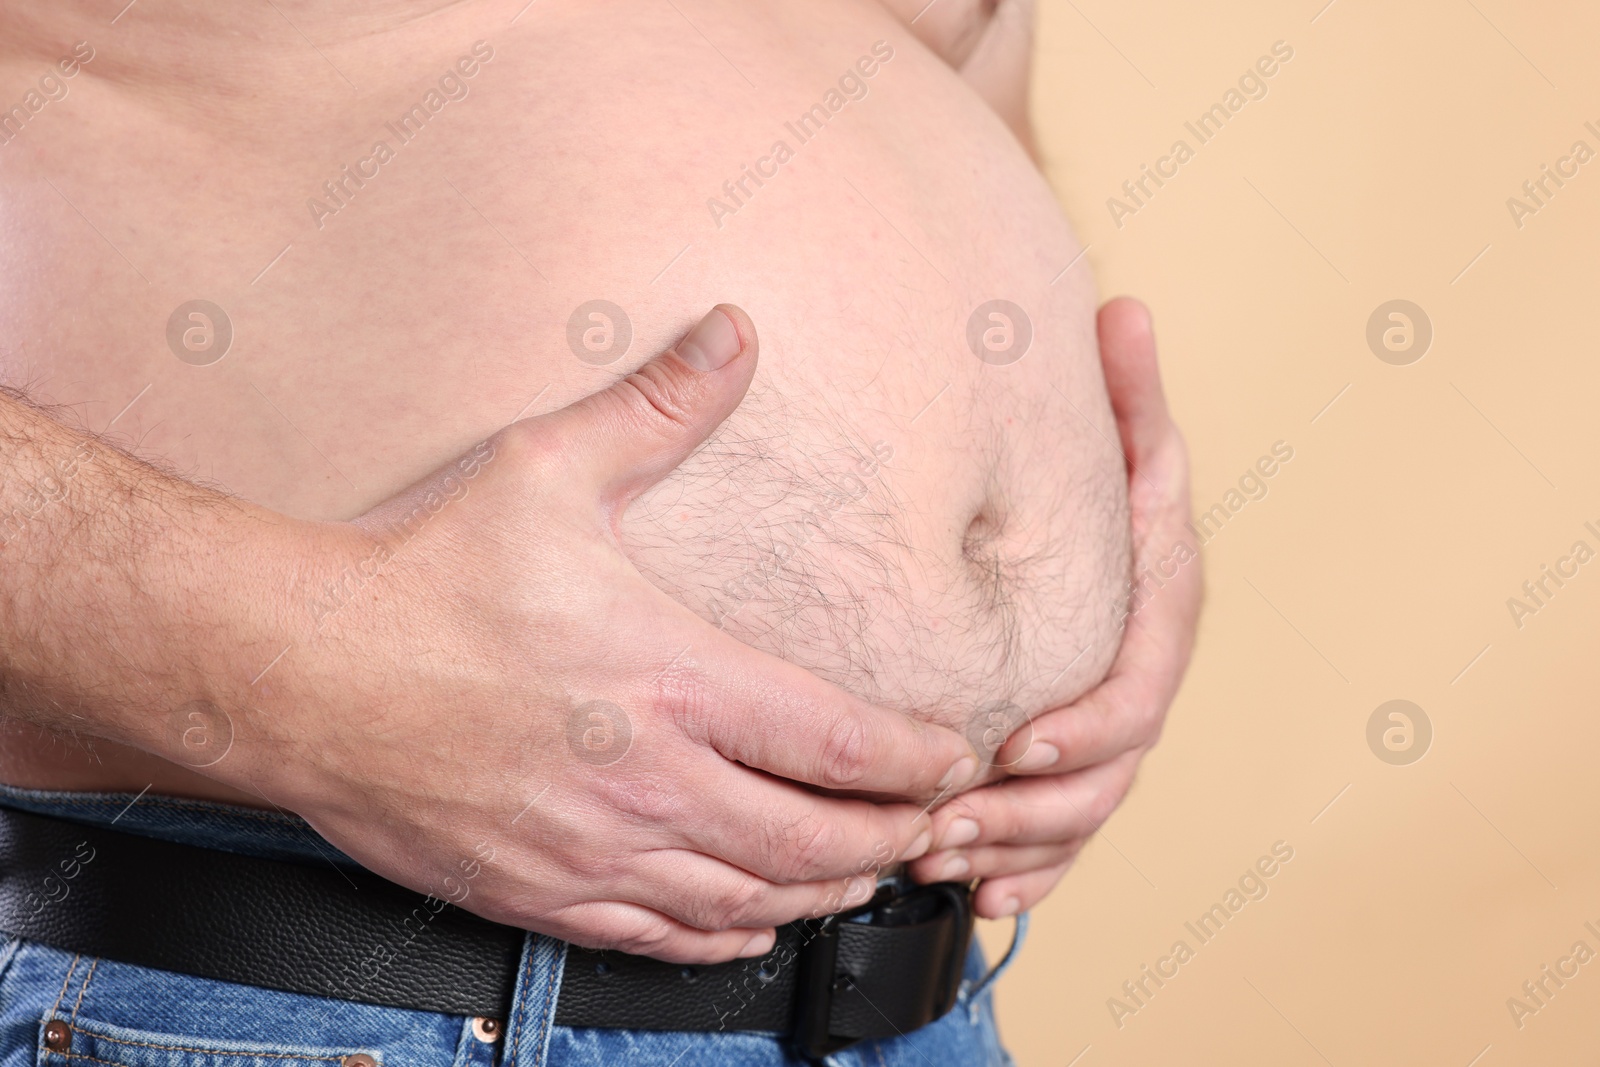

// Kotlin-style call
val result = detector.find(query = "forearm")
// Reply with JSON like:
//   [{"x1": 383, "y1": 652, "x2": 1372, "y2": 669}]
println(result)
[{"x1": 0, "y1": 389, "x2": 295, "y2": 761}]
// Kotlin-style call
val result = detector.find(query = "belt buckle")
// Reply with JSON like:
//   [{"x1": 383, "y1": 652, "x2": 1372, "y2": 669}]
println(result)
[{"x1": 791, "y1": 881, "x2": 974, "y2": 1061}]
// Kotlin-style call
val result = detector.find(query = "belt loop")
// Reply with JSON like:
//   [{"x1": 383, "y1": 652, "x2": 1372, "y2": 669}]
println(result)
[
  {"x1": 500, "y1": 934, "x2": 567, "y2": 1067},
  {"x1": 965, "y1": 911, "x2": 1028, "y2": 1007}
]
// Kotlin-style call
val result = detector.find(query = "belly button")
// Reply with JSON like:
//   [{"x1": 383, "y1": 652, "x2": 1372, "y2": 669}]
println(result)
[{"x1": 962, "y1": 503, "x2": 1006, "y2": 563}]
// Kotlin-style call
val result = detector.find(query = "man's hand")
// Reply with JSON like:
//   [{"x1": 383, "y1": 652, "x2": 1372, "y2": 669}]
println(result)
[
  {"x1": 907, "y1": 297, "x2": 1201, "y2": 917},
  {"x1": 0, "y1": 306, "x2": 977, "y2": 964}
]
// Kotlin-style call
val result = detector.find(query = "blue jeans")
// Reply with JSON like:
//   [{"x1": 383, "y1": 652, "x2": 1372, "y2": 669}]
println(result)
[{"x1": 0, "y1": 786, "x2": 1022, "y2": 1067}]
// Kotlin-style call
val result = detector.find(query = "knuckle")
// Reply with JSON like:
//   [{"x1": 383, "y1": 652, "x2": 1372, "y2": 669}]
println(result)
[
  {"x1": 606, "y1": 918, "x2": 677, "y2": 957},
  {"x1": 988, "y1": 801, "x2": 1024, "y2": 842},
  {"x1": 565, "y1": 847, "x2": 624, "y2": 884},
  {"x1": 653, "y1": 664, "x2": 718, "y2": 743},
  {"x1": 617, "y1": 359, "x2": 699, "y2": 434},
  {"x1": 941, "y1": 795, "x2": 983, "y2": 828},
  {"x1": 1084, "y1": 784, "x2": 1122, "y2": 829},
  {"x1": 1041, "y1": 712, "x2": 1091, "y2": 765},
  {"x1": 489, "y1": 416, "x2": 535, "y2": 454},
  {"x1": 490, "y1": 418, "x2": 558, "y2": 482},
  {"x1": 596, "y1": 774, "x2": 686, "y2": 827},
  {"x1": 760, "y1": 810, "x2": 838, "y2": 883},
  {"x1": 699, "y1": 878, "x2": 766, "y2": 930},
  {"x1": 1089, "y1": 692, "x2": 1137, "y2": 752},
  {"x1": 815, "y1": 713, "x2": 871, "y2": 788}
]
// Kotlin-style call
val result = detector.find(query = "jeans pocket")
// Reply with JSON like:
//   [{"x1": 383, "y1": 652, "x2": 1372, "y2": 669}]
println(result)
[
  {"x1": 1, "y1": 946, "x2": 461, "y2": 1067},
  {"x1": 35, "y1": 1015, "x2": 371, "y2": 1067}
]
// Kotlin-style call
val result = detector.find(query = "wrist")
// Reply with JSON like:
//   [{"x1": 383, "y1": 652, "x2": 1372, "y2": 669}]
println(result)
[{"x1": 158, "y1": 511, "x2": 380, "y2": 801}]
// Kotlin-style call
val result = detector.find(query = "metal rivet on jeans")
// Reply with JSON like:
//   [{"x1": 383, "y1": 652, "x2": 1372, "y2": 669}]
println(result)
[
  {"x1": 342, "y1": 1054, "x2": 377, "y2": 1067},
  {"x1": 43, "y1": 1021, "x2": 71, "y2": 1052},
  {"x1": 471, "y1": 1018, "x2": 501, "y2": 1043}
]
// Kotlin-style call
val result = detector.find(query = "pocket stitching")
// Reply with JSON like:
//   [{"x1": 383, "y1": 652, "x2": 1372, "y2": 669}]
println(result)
[
  {"x1": 51, "y1": 1051, "x2": 333, "y2": 1067},
  {"x1": 44, "y1": 1048, "x2": 133, "y2": 1067},
  {"x1": 529, "y1": 944, "x2": 560, "y2": 1067},
  {"x1": 507, "y1": 941, "x2": 538, "y2": 1067},
  {"x1": 39, "y1": 1020, "x2": 355, "y2": 1064},
  {"x1": 47, "y1": 954, "x2": 82, "y2": 1020},
  {"x1": 67, "y1": 959, "x2": 99, "y2": 1023}
]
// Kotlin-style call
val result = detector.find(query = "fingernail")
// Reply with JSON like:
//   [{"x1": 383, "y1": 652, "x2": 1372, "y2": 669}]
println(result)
[
  {"x1": 998, "y1": 896, "x2": 1021, "y2": 916},
  {"x1": 938, "y1": 757, "x2": 977, "y2": 791},
  {"x1": 843, "y1": 874, "x2": 873, "y2": 905},
  {"x1": 676, "y1": 307, "x2": 741, "y2": 371},
  {"x1": 939, "y1": 854, "x2": 971, "y2": 880},
  {"x1": 904, "y1": 829, "x2": 932, "y2": 861},
  {"x1": 737, "y1": 930, "x2": 775, "y2": 958},
  {"x1": 1012, "y1": 742, "x2": 1060, "y2": 773},
  {"x1": 940, "y1": 818, "x2": 980, "y2": 849}
]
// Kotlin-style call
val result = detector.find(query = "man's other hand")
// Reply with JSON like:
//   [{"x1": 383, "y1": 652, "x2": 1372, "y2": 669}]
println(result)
[{"x1": 907, "y1": 297, "x2": 1201, "y2": 917}]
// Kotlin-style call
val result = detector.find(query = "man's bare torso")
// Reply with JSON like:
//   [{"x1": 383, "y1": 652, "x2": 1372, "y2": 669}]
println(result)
[{"x1": 0, "y1": 0, "x2": 1128, "y2": 802}]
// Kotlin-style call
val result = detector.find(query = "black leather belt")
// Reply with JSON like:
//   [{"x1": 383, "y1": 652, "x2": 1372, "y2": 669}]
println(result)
[{"x1": 0, "y1": 806, "x2": 973, "y2": 1060}]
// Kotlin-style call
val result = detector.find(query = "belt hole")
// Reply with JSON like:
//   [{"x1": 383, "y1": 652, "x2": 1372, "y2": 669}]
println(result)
[
  {"x1": 756, "y1": 959, "x2": 779, "y2": 983},
  {"x1": 594, "y1": 961, "x2": 613, "y2": 978},
  {"x1": 678, "y1": 966, "x2": 698, "y2": 982}
]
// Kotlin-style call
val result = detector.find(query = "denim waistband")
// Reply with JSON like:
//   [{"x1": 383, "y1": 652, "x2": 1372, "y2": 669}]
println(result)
[
  {"x1": 0, "y1": 782, "x2": 359, "y2": 868},
  {"x1": 0, "y1": 784, "x2": 1023, "y2": 938},
  {"x1": 0, "y1": 780, "x2": 1030, "y2": 1049}
]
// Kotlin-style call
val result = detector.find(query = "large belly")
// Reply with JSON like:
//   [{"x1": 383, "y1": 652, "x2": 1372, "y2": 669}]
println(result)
[{"x1": 0, "y1": 0, "x2": 1126, "y2": 794}]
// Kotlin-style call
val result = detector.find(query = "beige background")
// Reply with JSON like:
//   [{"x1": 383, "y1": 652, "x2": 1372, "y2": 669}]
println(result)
[{"x1": 976, "y1": 0, "x2": 1600, "y2": 1063}]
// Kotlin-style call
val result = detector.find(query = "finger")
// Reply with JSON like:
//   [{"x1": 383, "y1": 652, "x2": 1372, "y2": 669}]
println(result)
[
  {"x1": 672, "y1": 752, "x2": 938, "y2": 884},
  {"x1": 667, "y1": 629, "x2": 978, "y2": 799},
  {"x1": 1096, "y1": 297, "x2": 1169, "y2": 468},
  {"x1": 917, "y1": 753, "x2": 1138, "y2": 853},
  {"x1": 998, "y1": 301, "x2": 1199, "y2": 775},
  {"x1": 972, "y1": 855, "x2": 1080, "y2": 919},
  {"x1": 998, "y1": 541, "x2": 1198, "y2": 773},
  {"x1": 1097, "y1": 294, "x2": 1192, "y2": 549},
  {"x1": 911, "y1": 841, "x2": 1081, "y2": 884},
  {"x1": 622, "y1": 850, "x2": 882, "y2": 932},
  {"x1": 530, "y1": 304, "x2": 759, "y2": 506},
  {"x1": 550, "y1": 899, "x2": 777, "y2": 965}
]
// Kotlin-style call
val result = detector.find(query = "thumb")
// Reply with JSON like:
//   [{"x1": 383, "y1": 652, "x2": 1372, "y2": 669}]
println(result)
[
  {"x1": 1096, "y1": 296, "x2": 1168, "y2": 467},
  {"x1": 534, "y1": 304, "x2": 758, "y2": 506}
]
